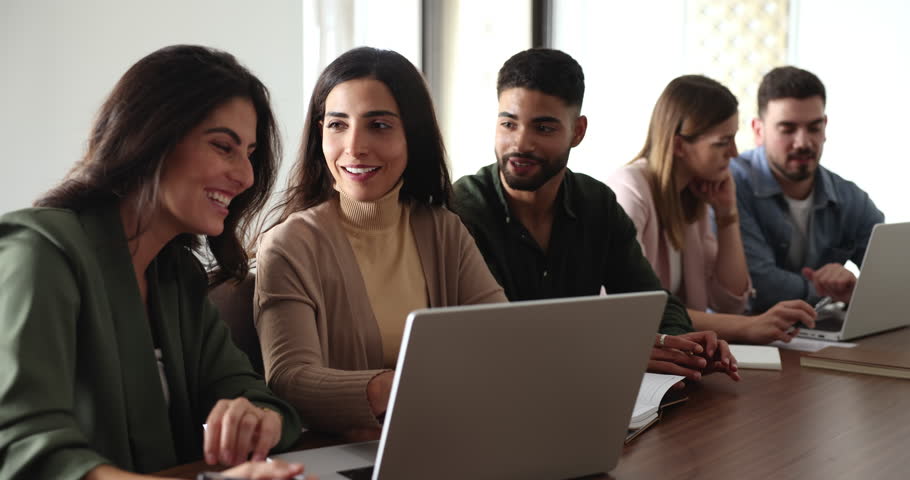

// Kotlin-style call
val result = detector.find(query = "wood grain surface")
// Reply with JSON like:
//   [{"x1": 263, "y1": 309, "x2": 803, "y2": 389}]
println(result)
[{"x1": 159, "y1": 327, "x2": 910, "y2": 479}]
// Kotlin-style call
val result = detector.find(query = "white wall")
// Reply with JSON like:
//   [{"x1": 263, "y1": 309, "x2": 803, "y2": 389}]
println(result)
[
  {"x1": 0, "y1": 0, "x2": 303, "y2": 214},
  {"x1": 302, "y1": 0, "x2": 422, "y2": 136},
  {"x1": 791, "y1": 0, "x2": 910, "y2": 222},
  {"x1": 438, "y1": 0, "x2": 533, "y2": 181},
  {"x1": 5, "y1": 1, "x2": 907, "y2": 223},
  {"x1": 552, "y1": 0, "x2": 687, "y2": 181}
]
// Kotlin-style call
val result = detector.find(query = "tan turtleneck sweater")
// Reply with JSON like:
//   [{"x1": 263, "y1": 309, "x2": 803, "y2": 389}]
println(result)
[{"x1": 338, "y1": 183, "x2": 429, "y2": 367}]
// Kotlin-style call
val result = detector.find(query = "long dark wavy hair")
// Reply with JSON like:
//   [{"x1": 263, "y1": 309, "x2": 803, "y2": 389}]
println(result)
[
  {"x1": 264, "y1": 47, "x2": 450, "y2": 231},
  {"x1": 35, "y1": 45, "x2": 279, "y2": 286}
]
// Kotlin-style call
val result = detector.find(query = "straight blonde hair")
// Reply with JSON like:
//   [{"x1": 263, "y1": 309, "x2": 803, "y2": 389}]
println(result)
[{"x1": 633, "y1": 75, "x2": 738, "y2": 250}]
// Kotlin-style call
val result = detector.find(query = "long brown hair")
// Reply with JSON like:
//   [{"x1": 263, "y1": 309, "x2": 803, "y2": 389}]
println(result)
[
  {"x1": 264, "y1": 47, "x2": 450, "y2": 232},
  {"x1": 35, "y1": 45, "x2": 279, "y2": 286},
  {"x1": 634, "y1": 75, "x2": 738, "y2": 250}
]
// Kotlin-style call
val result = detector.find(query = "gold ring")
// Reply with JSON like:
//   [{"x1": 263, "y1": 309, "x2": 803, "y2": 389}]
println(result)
[{"x1": 658, "y1": 334, "x2": 668, "y2": 346}]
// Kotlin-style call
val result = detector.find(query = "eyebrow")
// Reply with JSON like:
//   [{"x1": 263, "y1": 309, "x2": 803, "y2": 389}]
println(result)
[
  {"x1": 325, "y1": 110, "x2": 400, "y2": 118},
  {"x1": 776, "y1": 118, "x2": 825, "y2": 128},
  {"x1": 531, "y1": 116, "x2": 561, "y2": 124},
  {"x1": 204, "y1": 127, "x2": 256, "y2": 149},
  {"x1": 497, "y1": 112, "x2": 562, "y2": 124}
]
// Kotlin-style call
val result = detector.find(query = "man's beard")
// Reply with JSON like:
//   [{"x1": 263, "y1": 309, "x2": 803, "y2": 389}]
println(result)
[
  {"x1": 769, "y1": 148, "x2": 818, "y2": 183},
  {"x1": 498, "y1": 149, "x2": 570, "y2": 191}
]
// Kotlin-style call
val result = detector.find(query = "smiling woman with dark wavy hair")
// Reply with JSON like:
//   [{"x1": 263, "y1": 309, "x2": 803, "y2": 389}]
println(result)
[
  {"x1": 254, "y1": 47, "x2": 506, "y2": 438},
  {"x1": 0, "y1": 45, "x2": 308, "y2": 479}
]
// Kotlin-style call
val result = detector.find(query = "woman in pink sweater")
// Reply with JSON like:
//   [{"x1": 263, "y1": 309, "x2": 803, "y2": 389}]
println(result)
[{"x1": 607, "y1": 75, "x2": 815, "y2": 344}]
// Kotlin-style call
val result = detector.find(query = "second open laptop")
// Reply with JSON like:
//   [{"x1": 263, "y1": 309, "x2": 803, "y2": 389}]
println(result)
[
  {"x1": 272, "y1": 291, "x2": 667, "y2": 480},
  {"x1": 798, "y1": 222, "x2": 910, "y2": 341}
]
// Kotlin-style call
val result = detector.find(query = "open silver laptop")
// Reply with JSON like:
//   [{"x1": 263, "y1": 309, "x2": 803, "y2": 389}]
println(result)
[
  {"x1": 798, "y1": 222, "x2": 910, "y2": 341},
  {"x1": 272, "y1": 292, "x2": 667, "y2": 479}
]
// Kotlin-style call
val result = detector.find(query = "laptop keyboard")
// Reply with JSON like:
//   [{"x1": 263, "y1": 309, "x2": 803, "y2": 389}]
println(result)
[
  {"x1": 338, "y1": 466, "x2": 374, "y2": 479},
  {"x1": 812, "y1": 318, "x2": 844, "y2": 332},
  {"x1": 812, "y1": 309, "x2": 846, "y2": 332}
]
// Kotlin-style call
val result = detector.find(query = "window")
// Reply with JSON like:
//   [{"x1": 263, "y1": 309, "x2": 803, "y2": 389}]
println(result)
[{"x1": 424, "y1": 0, "x2": 533, "y2": 180}]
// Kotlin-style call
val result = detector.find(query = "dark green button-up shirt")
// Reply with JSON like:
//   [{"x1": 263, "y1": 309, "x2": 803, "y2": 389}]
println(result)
[{"x1": 452, "y1": 163, "x2": 693, "y2": 335}]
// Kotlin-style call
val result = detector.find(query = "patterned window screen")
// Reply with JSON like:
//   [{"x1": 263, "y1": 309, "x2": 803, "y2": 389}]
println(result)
[{"x1": 684, "y1": 0, "x2": 790, "y2": 150}]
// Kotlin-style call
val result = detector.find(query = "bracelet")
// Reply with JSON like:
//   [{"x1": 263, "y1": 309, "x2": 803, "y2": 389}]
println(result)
[{"x1": 716, "y1": 211, "x2": 739, "y2": 229}]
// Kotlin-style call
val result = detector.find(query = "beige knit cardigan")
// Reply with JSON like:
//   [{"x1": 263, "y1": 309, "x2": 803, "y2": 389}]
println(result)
[{"x1": 254, "y1": 195, "x2": 506, "y2": 433}]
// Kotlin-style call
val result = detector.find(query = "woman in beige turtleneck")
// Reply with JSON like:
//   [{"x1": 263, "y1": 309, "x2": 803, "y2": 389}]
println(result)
[{"x1": 254, "y1": 47, "x2": 506, "y2": 438}]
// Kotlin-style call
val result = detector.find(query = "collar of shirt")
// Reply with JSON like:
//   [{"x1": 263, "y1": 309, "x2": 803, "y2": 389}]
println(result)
[
  {"x1": 490, "y1": 162, "x2": 578, "y2": 225},
  {"x1": 748, "y1": 145, "x2": 840, "y2": 210}
]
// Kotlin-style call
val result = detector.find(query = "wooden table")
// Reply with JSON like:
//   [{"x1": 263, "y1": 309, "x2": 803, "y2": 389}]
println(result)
[
  {"x1": 615, "y1": 327, "x2": 910, "y2": 479},
  {"x1": 160, "y1": 328, "x2": 910, "y2": 479}
]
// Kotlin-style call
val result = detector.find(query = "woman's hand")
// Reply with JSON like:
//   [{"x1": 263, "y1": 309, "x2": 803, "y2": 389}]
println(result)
[
  {"x1": 204, "y1": 397, "x2": 283, "y2": 466},
  {"x1": 220, "y1": 458, "x2": 311, "y2": 479},
  {"x1": 84, "y1": 460, "x2": 311, "y2": 480},
  {"x1": 690, "y1": 170, "x2": 737, "y2": 216},
  {"x1": 747, "y1": 300, "x2": 817, "y2": 344},
  {"x1": 366, "y1": 371, "x2": 395, "y2": 416}
]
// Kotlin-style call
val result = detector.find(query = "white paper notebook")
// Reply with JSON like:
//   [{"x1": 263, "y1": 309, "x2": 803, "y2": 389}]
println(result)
[
  {"x1": 729, "y1": 344, "x2": 781, "y2": 370},
  {"x1": 629, "y1": 373, "x2": 685, "y2": 428}
]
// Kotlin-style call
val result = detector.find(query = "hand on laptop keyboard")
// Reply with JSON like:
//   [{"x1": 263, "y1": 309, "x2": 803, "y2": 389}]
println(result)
[{"x1": 197, "y1": 458, "x2": 308, "y2": 480}]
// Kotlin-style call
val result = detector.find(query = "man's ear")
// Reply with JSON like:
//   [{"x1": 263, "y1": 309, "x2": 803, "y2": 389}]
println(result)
[
  {"x1": 571, "y1": 115, "x2": 588, "y2": 148},
  {"x1": 751, "y1": 117, "x2": 764, "y2": 146}
]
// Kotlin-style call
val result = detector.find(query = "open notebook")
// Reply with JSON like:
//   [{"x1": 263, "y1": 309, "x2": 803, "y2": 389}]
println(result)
[{"x1": 626, "y1": 373, "x2": 686, "y2": 443}]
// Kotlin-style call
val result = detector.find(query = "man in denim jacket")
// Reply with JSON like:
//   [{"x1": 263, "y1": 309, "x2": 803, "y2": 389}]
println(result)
[{"x1": 731, "y1": 66, "x2": 883, "y2": 313}]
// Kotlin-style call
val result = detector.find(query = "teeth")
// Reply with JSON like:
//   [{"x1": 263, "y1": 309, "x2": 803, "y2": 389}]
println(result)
[
  {"x1": 343, "y1": 166, "x2": 380, "y2": 174},
  {"x1": 206, "y1": 191, "x2": 231, "y2": 208}
]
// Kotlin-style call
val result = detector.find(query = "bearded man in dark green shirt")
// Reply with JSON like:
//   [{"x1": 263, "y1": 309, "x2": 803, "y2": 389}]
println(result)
[{"x1": 452, "y1": 48, "x2": 740, "y2": 382}]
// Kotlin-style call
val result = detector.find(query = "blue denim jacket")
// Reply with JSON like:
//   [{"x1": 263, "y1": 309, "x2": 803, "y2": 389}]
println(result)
[{"x1": 730, "y1": 147, "x2": 884, "y2": 313}]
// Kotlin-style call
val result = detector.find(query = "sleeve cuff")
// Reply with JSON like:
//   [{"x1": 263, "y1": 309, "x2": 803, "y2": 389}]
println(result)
[
  {"x1": 709, "y1": 279, "x2": 754, "y2": 314},
  {"x1": 250, "y1": 400, "x2": 303, "y2": 452}
]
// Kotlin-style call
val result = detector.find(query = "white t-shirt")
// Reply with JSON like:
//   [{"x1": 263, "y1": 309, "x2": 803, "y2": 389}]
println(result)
[{"x1": 784, "y1": 191, "x2": 815, "y2": 269}]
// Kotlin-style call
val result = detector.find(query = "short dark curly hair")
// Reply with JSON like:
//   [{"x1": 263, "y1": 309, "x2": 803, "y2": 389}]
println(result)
[
  {"x1": 758, "y1": 66, "x2": 826, "y2": 117},
  {"x1": 496, "y1": 48, "x2": 585, "y2": 108}
]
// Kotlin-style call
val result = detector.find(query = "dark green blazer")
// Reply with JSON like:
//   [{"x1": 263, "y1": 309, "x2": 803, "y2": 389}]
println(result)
[{"x1": 0, "y1": 206, "x2": 301, "y2": 479}]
